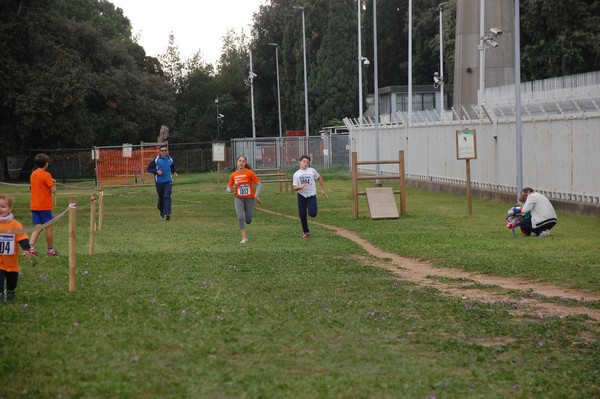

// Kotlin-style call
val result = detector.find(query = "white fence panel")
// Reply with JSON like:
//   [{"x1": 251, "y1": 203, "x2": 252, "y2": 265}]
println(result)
[{"x1": 348, "y1": 116, "x2": 600, "y2": 203}]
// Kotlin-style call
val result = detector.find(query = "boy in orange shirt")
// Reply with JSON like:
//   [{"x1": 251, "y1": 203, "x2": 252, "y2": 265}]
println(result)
[
  {"x1": 0, "y1": 195, "x2": 32, "y2": 302},
  {"x1": 29, "y1": 153, "x2": 59, "y2": 256}
]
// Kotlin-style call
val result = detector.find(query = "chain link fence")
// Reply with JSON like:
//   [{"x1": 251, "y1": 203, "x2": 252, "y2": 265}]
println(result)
[{"x1": 4, "y1": 134, "x2": 349, "y2": 183}]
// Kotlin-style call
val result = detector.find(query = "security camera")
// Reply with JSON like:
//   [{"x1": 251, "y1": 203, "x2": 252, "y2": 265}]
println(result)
[
  {"x1": 489, "y1": 27, "x2": 502, "y2": 35},
  {"x1": 361, "y1": 57, "x2": 370, "y2": 66},
  {"x1": 249, "y1": 72, "x2": 257, "y2": 79},
  {"x1": 218, "y1": 114, "x2": 224, "y2": 118},
  {"x1": 483, "y1": 35, "x2": 499, "y2": 47}
]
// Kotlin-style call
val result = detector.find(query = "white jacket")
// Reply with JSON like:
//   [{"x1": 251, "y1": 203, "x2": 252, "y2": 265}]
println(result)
[{"x1": 521, "y1": 191, "x2": 557, "y2": 228}]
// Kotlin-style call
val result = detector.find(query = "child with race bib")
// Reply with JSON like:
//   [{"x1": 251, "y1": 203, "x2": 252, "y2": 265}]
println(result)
[
  {"x1": 226, "y1": 155, "x2": 262, "y2": 244},
  {"x1": 0, "y1": 195, "x2": 32, "y2": 302},
  {"x1": 292, "y1": 155, "x2": 328, "y2": 238}
]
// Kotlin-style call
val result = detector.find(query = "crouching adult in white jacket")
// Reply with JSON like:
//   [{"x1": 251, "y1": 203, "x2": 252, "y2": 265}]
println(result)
[{"x1": 513, "y1": 187, "x2": 557, "y2": 237}]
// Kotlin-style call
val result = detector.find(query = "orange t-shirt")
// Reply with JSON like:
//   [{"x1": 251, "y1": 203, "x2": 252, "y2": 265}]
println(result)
[
  {"x1": 228, "y1": 169, "x2": 260, "y2": 199},
  {"x1": 0, "y1": 219, "x2": 28, "y2": 272},
  {"x1": 30, "y1": 168, "x2": 55, "y2": 210}
]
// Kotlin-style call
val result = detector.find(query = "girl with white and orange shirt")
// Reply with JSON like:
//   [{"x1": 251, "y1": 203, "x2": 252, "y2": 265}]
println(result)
[{"x1": 227, "y1": 155, "x2": 262, "y2": 244}]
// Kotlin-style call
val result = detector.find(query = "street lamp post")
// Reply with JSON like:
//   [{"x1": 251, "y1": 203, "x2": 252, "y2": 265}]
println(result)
[
  {"x1": 478, "y1": 33, "x2": 501, "y2": 120},
  {"x1": 244, "y1": 51, "x2": 257, "y2": 139},
  {"x1": 373, "y1": 0, "x2": 381, "y2": 184},
  {"x1": 268, "y1": 43, "x2": 283, "y2": 138},
  {"x1": 215, "y1": 96, "x2": 222, "y2": 139},
  {"x1": 438, "y1": 2, "x2": 448, "y2": 115},
  {"x1": 515, "y1": 0, "x2": 523, "y2": 198},
  {"x1": 293, "y1": 5, "x2": 309, "y2": 139},
  {"x1": 358, "y1": 56, "x2": 369, "y2": 125},
  {"x1": 357, "y1": 0, "x2": 364, "y2": 128}
]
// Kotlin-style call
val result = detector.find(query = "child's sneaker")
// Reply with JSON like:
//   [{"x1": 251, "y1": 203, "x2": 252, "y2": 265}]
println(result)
[
  {"x1": 302, "y1": 232, "x2": 310, "y2": 239},
  {"x1": 29, "y1": 247, "x2": 38, "y2": 256},
  {"x1": 46, "y1": 248, "x2": 59, "y2": 257},
  {"x1": 240, "y1": 237, "x2": 248, "y2": 244}
]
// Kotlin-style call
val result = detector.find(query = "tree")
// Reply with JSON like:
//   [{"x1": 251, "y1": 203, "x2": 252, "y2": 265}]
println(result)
[
  {"x1": 520, "y1": 0, "x2": 600, "y2": 81},
  {"x1": 363, "y1": 0, "x2": 408, "y2": 87},
  {"x1": 159, "y1": 33, "x2": 184, "y2": 91},
  {"x1": 312, "y1": 0, "x2": 358, "y2": 130},
  {"x1": 0, "y1": 0, "x2": 175, "y2": 162},
  {"x1": 215, "y1": 29, "x2": 253, "y2": 140},
  {"x1": 249, "y1": 0, "x2": 288, "y2": 137}
]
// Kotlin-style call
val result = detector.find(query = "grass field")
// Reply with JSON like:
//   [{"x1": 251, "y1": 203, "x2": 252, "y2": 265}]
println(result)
[{"x1": 1, "y1": 171, "x2": 599, "y2": 398}]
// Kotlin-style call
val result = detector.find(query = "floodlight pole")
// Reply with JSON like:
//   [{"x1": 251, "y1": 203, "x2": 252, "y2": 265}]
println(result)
[
  {"x1": 478, "y1": 0, "x2": 485, "y2": 119},
  {"x1": 358, "y1": 0, "x2": 364, "y2": 128},
  {"x1": 373, "y1": 0, "x2": 381, "y2": 185},
  {"x1": 249, "y1": 51, "x2": 256, "y2": 139},
  {"x1": 294, "y1": 6, "x2": 309, "y2": 139},
  {"x1": 438, "y1": 2, "x2": 448, "y2": 115},
  {"x1": 215, "y1": 96, "x2": 220, "y2": 139},
  {"x1": 268, "y1": 43, "x2": 283, "y2": 138},
  {"x1": 515, "y1": 0, "x2": 523, "y2": 198}
]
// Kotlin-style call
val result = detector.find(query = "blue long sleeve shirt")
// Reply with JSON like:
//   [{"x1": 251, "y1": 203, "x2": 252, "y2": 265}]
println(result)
[{"x1": 148, "y1": 155, "x2": 176, "y2": 184}]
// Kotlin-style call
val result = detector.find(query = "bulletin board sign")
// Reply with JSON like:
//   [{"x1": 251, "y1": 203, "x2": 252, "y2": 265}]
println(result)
[
  {"x1": 456, "y1": 129, "x2": 477, "y2": 160},
  {"x1": 122, "y1": 143, "x2": 133, "y2": 158},
  {"x1": 212, "y1": 142, "x2": 226, "y2": 162}
]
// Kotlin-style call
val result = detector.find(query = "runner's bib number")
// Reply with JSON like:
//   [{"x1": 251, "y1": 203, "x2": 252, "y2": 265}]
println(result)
[
  {"x1": 237, "y1": 184, "x2": 251, "y2": 196},
  {"x1": 300, "y1": 177, "x2": 311, "y2": 185},
  {"x1": 0, "y1": 235, "x2": 15, "y2": 256}
]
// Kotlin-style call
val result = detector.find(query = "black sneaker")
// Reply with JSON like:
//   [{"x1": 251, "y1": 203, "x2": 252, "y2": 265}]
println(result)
[{"x1": 165, "y1": 215, "x2": 170, "y2": 221}]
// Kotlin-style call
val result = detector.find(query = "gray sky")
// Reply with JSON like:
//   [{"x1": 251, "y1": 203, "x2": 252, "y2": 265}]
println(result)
[{"x1": 110, "y1": 0, "x2": 265, "y2": 65}]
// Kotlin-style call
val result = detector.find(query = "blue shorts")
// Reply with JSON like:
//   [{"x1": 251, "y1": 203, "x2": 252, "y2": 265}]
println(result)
[{"x1": 32, "y1": 210, "x2": 53, "y2": 225}]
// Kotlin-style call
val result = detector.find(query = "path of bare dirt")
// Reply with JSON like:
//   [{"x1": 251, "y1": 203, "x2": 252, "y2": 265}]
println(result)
[{"x1": 260, "y1": 208, "x2": 600, "y2": 323}]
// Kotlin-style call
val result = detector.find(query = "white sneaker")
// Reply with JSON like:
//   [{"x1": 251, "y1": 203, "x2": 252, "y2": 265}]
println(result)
[
  {"x1": 240, "y1": 237, "x2": 248, "y2": 244},
  {"x1": 538, "y1": 230, "x2": 551, "y2": 238}
]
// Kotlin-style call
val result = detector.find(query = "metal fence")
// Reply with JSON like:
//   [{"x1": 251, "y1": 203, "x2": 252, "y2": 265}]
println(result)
[
  {"x1": 5, "y1": 135, "x2": 350, "y2": 183},
  {"x1": 231, "y1": 134, "x2": 349, "y2": 172}
]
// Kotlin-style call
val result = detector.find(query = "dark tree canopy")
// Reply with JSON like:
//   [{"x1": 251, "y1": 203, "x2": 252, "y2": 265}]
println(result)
[{"x1": 0, "y1": 0, "x2": 175, "y2": 159}]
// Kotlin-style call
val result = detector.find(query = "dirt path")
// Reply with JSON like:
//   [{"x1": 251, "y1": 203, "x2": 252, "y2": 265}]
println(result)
[{"x1": 260, "y1": 208, "x2": 600, "y2": 323}]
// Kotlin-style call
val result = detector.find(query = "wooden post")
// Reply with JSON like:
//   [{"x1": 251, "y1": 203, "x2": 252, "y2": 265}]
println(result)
[
  {"x1": 140, "y1": 142, "x2": 145, "y2": 183},
  {"x1": 352, "y1": 152, "x2": 359, "y2": 219},
  {"x1": 89, "y1": 194, "x2": 97, "y2": 255},
  {"x1": 278, "y1": 165, "x2": 283, "y2": 192},
  {"x1": 399, "y1": 150, "x2": 406, "y2": 215},
  {"x1": 98, "y1": 188, "x2": 104, "y2": 230},
  {"x1": 69, "y1": 196, "x2": 77, "y2": 292},
  {"x1": 466, "y1": 159, "x2": 472, "y2": 216},
  {"x1": 217, "y1": 161, "x2": 221, "y2": 185}
]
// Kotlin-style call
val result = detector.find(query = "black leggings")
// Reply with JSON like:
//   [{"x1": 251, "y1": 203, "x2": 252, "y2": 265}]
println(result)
[
  {"x1": 297, "y1": 194, "x2": 318, "y2": 233},
  {"x1": 0, "y1": 270, "x2": 18, "y2": 292}
]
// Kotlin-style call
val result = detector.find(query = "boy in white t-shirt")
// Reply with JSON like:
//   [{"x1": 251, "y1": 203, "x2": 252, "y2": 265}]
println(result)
[{"x1": 292, "y1": 155, "x2": 328, "y2": 238}]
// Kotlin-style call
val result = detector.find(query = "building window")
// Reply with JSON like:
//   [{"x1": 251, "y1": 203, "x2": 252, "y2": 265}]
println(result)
[{"x1": 395, "y1": 93, "x2": 436, "y2": 112}]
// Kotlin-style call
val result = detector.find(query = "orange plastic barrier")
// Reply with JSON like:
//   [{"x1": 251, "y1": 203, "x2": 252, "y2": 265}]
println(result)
[{"x1": 95, "y1": 146, "x2": 159, "y2": 186}]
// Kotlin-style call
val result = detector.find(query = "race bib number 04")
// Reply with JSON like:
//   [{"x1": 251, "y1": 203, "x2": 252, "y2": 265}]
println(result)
[{"x1": 0, "y1": 235, "x2": 15, "y2": 256}]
